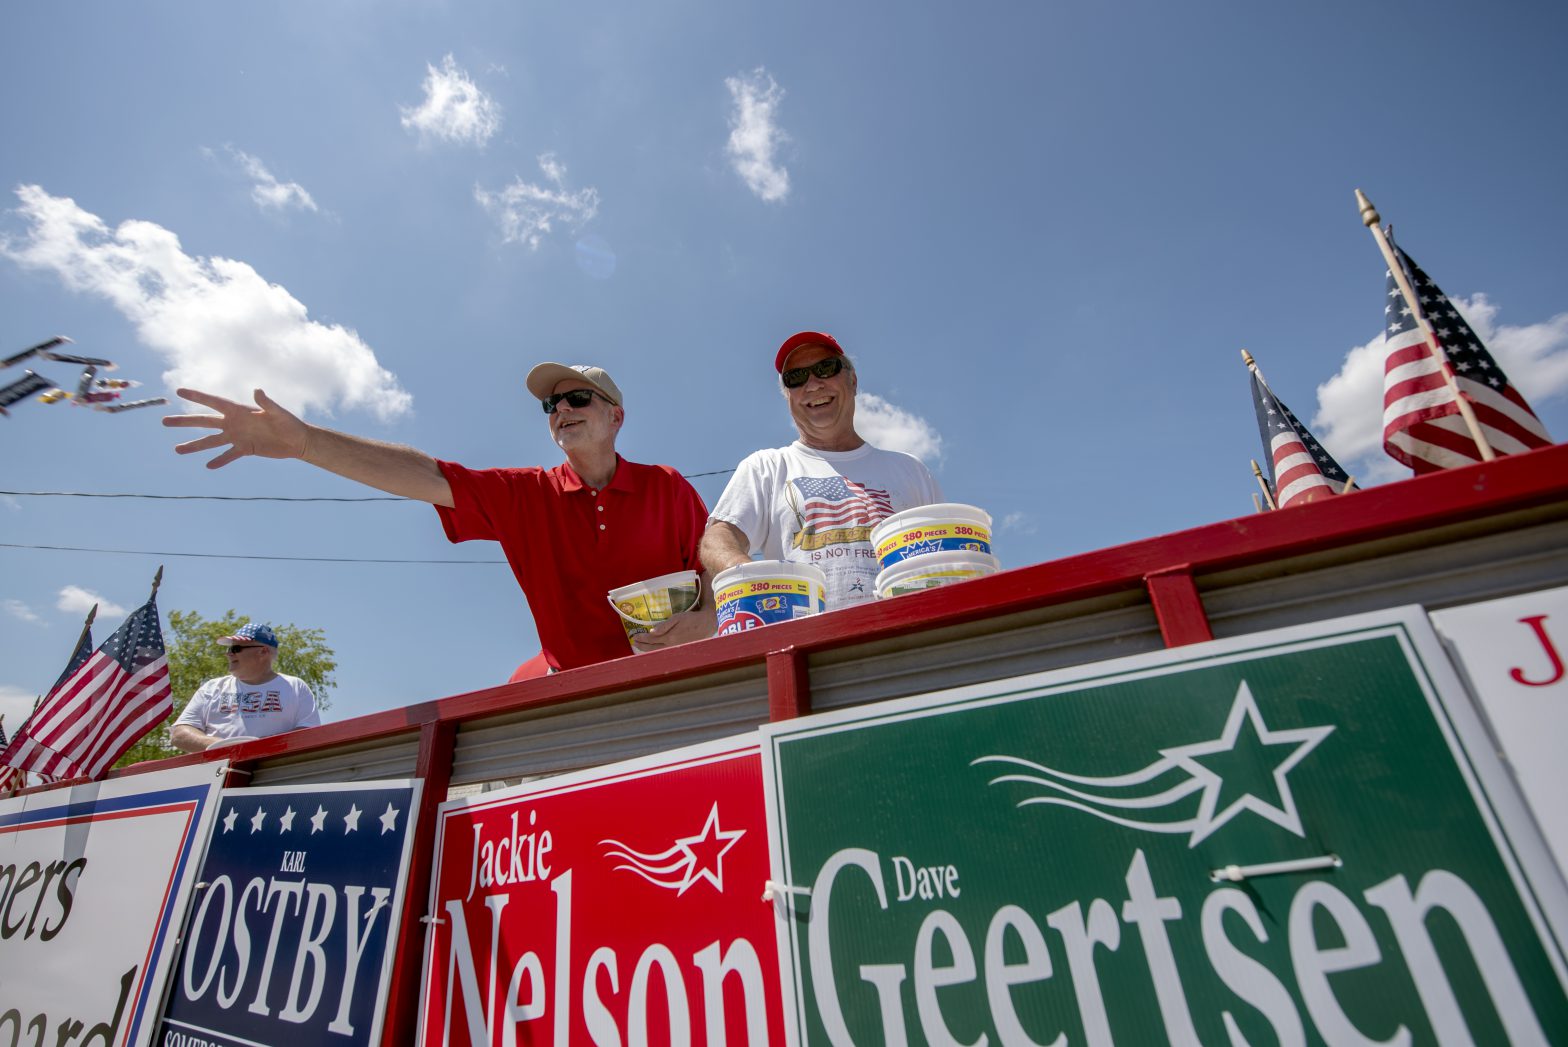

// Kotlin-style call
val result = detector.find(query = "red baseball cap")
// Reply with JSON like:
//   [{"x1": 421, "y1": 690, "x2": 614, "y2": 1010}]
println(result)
[{"x1": 774, "y1": 331, "x2": 845, "y2": 373}]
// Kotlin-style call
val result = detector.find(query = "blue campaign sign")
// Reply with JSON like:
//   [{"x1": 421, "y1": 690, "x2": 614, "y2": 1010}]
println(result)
[{"x1": 157, "y1": 780, "x2": 421, "y2": 1047}]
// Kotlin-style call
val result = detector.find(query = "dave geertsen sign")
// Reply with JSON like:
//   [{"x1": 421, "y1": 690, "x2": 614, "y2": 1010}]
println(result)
[
  {"x1": 157, "y1": 779, "x2": 421, "y2": 1047},
  {"x1": 0, "y1": 762, "x2": 226, "y2": 1047},
  {"x1": 417, "y1": 737, "x2": 784, "y2": 1046},
  {"x1": 761, "y1": 607, "x2": 1568, "y2": 1044}
]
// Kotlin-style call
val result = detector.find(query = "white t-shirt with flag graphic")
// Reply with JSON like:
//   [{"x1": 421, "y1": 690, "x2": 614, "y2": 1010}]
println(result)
[
  {"x1": 710, "y1": 440, "x2": 942, "y2": 608},
  {"x1": 176, "y1": 672, "x2": 320, "y2": 742}
]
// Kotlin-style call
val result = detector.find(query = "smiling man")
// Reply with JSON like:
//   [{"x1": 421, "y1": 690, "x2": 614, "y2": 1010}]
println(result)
[
  {"x1": 164, "y1": 363, "x2": 710, "y2": 678},
  {"x1": 701, "y1": 331, "x2": 942, "y2": 609}
]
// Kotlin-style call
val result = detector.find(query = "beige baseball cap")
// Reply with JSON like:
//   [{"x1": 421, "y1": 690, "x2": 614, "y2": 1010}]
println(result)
[{"x1": 524, "y1": 363, "x2": 623, "y2": 407}]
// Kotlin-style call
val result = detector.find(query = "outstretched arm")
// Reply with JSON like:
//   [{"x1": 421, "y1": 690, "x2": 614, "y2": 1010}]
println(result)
[{"x1": 163, "y1": 388, "x2": 454, "y2": 507}]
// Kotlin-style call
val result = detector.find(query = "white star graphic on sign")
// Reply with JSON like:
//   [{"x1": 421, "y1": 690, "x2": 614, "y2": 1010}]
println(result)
[
  {"x1": 278, "y1": 806, "x2": 296, "y2": 833},
  {"x1": 344, "y1": 804, "x2": 362, "y2": 833},
  {"x1": 249, "y1": 807, "x2": 267, "y2": 834},
  {"x1": 379, "y1": 802, "x2": 400, "y2": 835},
  {"x1": 310, "y1": 805, "x2": 328, "y2": 834},
  {"x1": 222, "y1": 808, "x2": 238, "y2": 833},
  {"x1": 674, "y1": 803, "x2": 745, "y2": 895},
  {"x1": 1161, "y1": 681, "x2": 1333, "y2": 847}
]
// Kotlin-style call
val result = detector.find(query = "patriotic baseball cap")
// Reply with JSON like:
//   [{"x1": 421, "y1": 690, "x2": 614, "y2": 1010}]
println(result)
[
  {"x1": 217, "y1": 622, "x2": 278, "y2": 648},
  {"x1": 775, "y1": 331, "x2": 845, "y2": 373},
  {"x1": 525, "y1": 363, "x2": 623, "y2": 407}
]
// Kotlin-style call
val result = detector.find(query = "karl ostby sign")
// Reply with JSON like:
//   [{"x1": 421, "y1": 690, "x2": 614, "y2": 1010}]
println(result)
[
  {"x1": 157, "y1": 780, "x2": 422, "y2": 1047},
  {"x1": 761, "y1": 606, "x2": 1568, "y2": 1044}
]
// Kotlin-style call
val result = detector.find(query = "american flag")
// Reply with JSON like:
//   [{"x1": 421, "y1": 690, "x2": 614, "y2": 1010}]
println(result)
[
  {"x1": 1250, "y1": 371, "x2": 1352, "y2": 508},
  {"x1": 794, "y1": 475, "x2": 894, "y2": 531},
  {"x1": 1, "y1": 597, "x2": 171, "y2": 780},
  {"x1": 1383, "y1": 245, "x2": 1552, "y2": 473}
]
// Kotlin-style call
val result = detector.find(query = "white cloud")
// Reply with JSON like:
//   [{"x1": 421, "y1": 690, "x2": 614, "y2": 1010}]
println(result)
[
  {"x1": 3, "y1": 599, "x2": 41, "y2": 624},
  {"x1": 229, "y1": 148, "x2": 319, "y2": 213},
  {"x1": 856, "y1": 392, "x2": 944, "y2": 463},
  {"x1": 400, "y1": 54, "x2": 501, "y2": 147},
  {"x1": 474, "y1": 154, "x2": 600, "y2": 250},
  {"x1": 0, "y1": 185, "x2": 412, "y2": 421},
  {"x1": 725, "y1": 68, "x2": 790, "y2": 203},
  {"x1": 58, "y1": 585, "x2": 125, "y2": 619},
  {"x1": 1313, "y1": 293, "x2": 1568, "y2": 483},
  {"x1": 1000, "y1": 512, "x2": 1037, "y2": 535}
]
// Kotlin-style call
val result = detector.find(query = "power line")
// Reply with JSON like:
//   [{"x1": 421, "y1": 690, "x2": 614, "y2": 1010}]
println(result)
[
  {"x1": 0, "y1": 469, "x2": 736, "y2": 502},
  {"x1": 0, "y1": 542, "x2": 505, "y2": 565}
]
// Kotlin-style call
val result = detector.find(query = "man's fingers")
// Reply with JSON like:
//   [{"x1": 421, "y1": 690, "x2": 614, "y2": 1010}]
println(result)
[
  {"x1": 173, "y1": 433, "x2": 231, "y2": 455},
  {"x1": 253, "y1": 388, "x2": 283, "y2": 411},
  {"x1": 162, "y1": 413, "x2": 226, "y2": 429},
  {"x1": 176, "y1": 387, "x2": 244, "y2": 411},
  {"x1": 206, "y1": 447, "x2": 244, "y2": 470}
]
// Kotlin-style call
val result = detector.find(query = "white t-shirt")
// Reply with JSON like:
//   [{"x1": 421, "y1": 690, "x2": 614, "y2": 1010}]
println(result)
[
  {"x1": 710, "y1": 440, "x2": 943, "y2": 608},
  {"x1": 175, "y1": 673, "x2": 321, "y2": 742}
]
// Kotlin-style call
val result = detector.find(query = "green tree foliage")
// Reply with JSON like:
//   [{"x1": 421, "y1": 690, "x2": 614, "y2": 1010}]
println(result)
[{"x1": 115, "y1": 609, "x2": 337, "y2": 768}]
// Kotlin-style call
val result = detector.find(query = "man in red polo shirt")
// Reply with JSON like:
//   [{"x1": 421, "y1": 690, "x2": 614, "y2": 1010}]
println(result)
[{"x1": 163, "y1": 363, "x2": 711, "y2": 678}]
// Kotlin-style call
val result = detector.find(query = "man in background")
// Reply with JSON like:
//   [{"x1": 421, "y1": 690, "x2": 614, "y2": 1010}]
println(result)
[{"x1": 172, "y1": 622, "x2": 320, "y2": 751}]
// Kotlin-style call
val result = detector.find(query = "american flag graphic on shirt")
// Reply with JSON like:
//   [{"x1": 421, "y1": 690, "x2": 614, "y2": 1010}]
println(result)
[{"x1": 793, "y1": 476, "x2": 894, "y2": 533}]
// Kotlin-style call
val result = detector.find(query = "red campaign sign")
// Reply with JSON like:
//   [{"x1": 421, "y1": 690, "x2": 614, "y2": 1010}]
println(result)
[{"x1": 417, "y1": 741, "x2": 785, "y2": 1046}]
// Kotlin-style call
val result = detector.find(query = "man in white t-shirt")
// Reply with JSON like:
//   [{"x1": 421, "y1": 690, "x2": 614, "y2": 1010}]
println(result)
[
  {"x1": 702, "y1": 331, "x2": 942, "y2": 609},
  {"x1": 171, "y1": 622, "x2": 321, "y2": 752}
]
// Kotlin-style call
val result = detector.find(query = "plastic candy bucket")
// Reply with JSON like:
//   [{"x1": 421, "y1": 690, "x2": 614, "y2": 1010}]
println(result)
[
  {"x1": 713, "y1": 561, "x2": 827, "y2": 636},
  {"x1": 870, "y1": 503, "x2": 994, "y2": 570},
  {"x1": 875, "y1": 550, "x2": 1000, "y2": 598},
  {"x1": 608, "y1": 570, "x2": 700, "y2": 651}
]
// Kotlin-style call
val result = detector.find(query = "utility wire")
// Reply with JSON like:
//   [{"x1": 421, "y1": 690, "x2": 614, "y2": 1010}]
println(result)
[
  {"x1": 0, "y1": 542, "x2": 505, "y2": 565},
  {"x1": 0, "y1": 468, "x2": 736, "y2": 503}
]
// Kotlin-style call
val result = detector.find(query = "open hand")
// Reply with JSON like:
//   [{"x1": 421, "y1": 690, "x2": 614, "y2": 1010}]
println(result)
[
  {"x1": 163, "y1": 388, "x2": 309, "y2": 468},
  {"x1": 630, "y1": 607, "x2": 718, "y2": 652}
]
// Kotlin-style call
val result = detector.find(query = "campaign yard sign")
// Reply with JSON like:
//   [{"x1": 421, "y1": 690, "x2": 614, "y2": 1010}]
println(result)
[
  {"x1": 1432, "y1": 584, "x2": 1568, "y2": 878},
  {"x1": 157, "y1": 780, "x2": 422, "y2": 1047},
  {"x1": 0, "y1": 762, "x2": 226, "y2": 1047},
  {"x1": 417, "y1": 737, "x2": 785, "y2": 1046},
  {"x1": 761, "y1": 607, "x2": 1568, "y2": 1045}
]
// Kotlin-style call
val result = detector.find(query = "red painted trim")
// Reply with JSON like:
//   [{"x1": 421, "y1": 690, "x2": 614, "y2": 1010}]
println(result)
[
  {"x1": 95, "y1": 443, "x2": 1568, "y2": 769},
  {"x1": 767, "y1": 647, "x2": 812, "y2": 721},
  {"x1": 381, "y1": 719, "x2": 456, "y2": 1047},
  {"x1": 1145, "y1": 567, "x2": 1214, "y2": 646}
]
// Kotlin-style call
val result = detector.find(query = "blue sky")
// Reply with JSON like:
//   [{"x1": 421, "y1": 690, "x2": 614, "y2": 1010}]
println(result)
[{"x1": 3, "y1": 1, "x2": 1566, "y2": 728}]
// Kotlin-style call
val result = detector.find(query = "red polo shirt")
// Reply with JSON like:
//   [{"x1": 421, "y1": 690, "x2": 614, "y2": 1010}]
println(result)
[{"x1": 435, "y1": 457, "x2": 708, "y2": 672}]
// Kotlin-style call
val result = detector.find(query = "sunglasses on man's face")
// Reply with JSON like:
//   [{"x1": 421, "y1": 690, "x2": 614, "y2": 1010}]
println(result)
[
  {"x1": 226, "y1": 645, "x2": 267, "y2": 653},
  {"x1": 781, "y1": 356, "x2": 845, "y2": 389},
  {"x1": 541, "y1": 389, "x2": 606, "y2": 414}
]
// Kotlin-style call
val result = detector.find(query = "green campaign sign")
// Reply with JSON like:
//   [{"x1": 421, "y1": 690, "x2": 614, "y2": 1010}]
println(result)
[{"x1": 761, "y1": 608, "x2": 1568, "y2": 1045}]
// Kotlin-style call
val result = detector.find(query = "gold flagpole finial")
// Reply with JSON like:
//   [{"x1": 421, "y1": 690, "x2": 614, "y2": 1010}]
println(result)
[
  {"x1": 1240, "y1": 348, "x2": 1256, "y2": 369},
  {"x1": 1355, "y1": 188, "x2": 1380, "y2": 228},
  {"x1": 150, "y1": 565, "x2": 164, "y2": 598},
  {"x1": 1250, "y1": 460, "x2": 1277, "y2": 510}
]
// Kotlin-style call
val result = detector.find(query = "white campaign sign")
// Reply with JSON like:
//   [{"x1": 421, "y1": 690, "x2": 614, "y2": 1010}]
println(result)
[
  {"x1": 0, "y1": 762, "x2": 226, "y2": 1047},
  {"x1": 1433, "y1": 584, "x2": 1568, "y2": 878}
]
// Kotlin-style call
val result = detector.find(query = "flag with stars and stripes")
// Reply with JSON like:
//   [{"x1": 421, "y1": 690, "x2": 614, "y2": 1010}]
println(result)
[
  {"x1": 792, "y1": 475, "x2": 894, "y2": 532},
  {"x1": 1382, "y1": 246, "x2": 1552, "y2": 473},
  {"x1": 1250, "y1": 370, "x2": 1353, "y2": 508},
  {"x1": 0, "y1": 622, "x2": 93, "y2": 795},
  {"x1": 1, "y1": 597, "x2": 170, "y2": 780}
]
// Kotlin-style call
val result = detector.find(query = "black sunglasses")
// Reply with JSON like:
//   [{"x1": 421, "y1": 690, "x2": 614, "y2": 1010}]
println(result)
[
  {"x1": 781, "y1": 356, "x2": 846, "y2": 389},
  {"x1": 226, "y1": 645, "x2": 267, "y2": 652},
  {"x1": 541, "y1": 389, "x2": 609, "y2": 414}
]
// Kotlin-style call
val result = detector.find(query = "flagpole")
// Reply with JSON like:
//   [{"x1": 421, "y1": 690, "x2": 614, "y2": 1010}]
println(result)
[
  {"x1": 150, "y1": 564, "x2": 164, "y2": 599},
  {"x1": 1250, "y1": 460, "x2": 1277, "y2": 510},
  {"x1": 1355, "y1": 189, "x2": 1494, "y2": 462}
]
